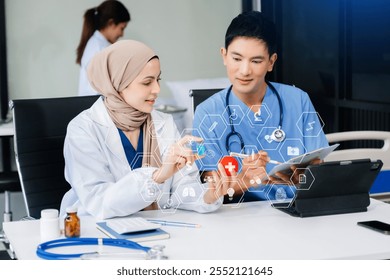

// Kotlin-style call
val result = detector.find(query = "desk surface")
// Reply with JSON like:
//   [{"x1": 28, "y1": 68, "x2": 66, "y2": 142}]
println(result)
[{"x1": 3, "y1": 199, "x2": 390, "y2": 260}]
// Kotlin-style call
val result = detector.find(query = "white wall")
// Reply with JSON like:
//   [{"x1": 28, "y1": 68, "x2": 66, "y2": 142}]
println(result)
[{"x1": 5, "y1": 0, "x2": 241, "y2": 100}]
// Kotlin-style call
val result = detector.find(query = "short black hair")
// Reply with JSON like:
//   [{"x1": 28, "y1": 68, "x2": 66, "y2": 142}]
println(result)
[{"x1": 225, "y1": 11, "x2": 277, "y2": 56}]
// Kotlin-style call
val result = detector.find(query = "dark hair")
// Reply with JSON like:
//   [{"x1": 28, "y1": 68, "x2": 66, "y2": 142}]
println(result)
[
  {"x1": 76, "y1": 0, "x2": 130, "y2": 64},
  {"x1": 225, "y1": 11, "x2": 277, "y2": 56}
]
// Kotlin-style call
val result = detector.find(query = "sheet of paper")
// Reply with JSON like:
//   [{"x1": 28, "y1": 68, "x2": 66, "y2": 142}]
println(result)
[{"x1": 268, "y1": 143, "x2": 340, "y2": 178}]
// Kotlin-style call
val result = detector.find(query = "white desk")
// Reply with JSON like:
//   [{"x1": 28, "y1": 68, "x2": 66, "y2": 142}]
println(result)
[{"x1": 3, "y1": 199, "x2": 390, "y2": 260}]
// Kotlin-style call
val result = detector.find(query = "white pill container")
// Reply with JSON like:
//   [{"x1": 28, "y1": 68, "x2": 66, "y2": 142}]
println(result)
[{"x1": 40, "y1": 209, "x2": 60, "y2": 242}]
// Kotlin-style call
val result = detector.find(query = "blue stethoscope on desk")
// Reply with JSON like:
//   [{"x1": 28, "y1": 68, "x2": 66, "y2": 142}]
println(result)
[
  {"x1": 36, "y1": 238, "x2": 167, "y2": 260},
  {"x1": 225, "y1": 81, "x2": 286, "y2": 153}
]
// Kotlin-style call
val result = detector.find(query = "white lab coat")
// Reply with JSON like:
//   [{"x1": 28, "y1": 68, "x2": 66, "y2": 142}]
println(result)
[
  {"x1": 60, "y1": 97, "x2": 222, "y2": 219},
  {"x1": 78, "y1": 31, "x2": 111, "y2": 96}
]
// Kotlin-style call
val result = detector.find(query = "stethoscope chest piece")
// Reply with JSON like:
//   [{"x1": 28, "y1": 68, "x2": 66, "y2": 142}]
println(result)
[
  {"x1": 271, "y1": 126, "x2": 286, "y2": 142},
  {"x1": 147, "y1": 245, "x2": 168, "y2": 260}
]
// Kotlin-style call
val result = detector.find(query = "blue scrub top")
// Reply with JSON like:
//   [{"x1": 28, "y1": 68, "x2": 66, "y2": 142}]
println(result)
[
  {"x1": 118, "y1": 128, "x2": 144, "y2": 170},
  {"x1": 192, "y1": 82, "x2": 329, "y2": 201}
]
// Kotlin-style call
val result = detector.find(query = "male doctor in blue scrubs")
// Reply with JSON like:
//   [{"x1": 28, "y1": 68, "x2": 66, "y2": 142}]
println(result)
[{"x1": 192, "y1": 11, "x2": 329, "y2": 203}]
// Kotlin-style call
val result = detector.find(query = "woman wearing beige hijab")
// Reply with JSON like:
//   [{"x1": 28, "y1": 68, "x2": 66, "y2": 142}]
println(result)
[{"x1": 60, "y1": 40, "x2": 234, "y2": 219}]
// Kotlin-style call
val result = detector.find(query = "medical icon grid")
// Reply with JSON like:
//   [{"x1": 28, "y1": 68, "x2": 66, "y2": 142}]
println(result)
[
  {"x1": 246, "y1": 104, "x2": 272, "y2": 127},
  {"x1": 278, "y1": 138, "x2": 306, "y2": 163},
  {"x1": 222, "y1": 104, "x2": 245, "y2": 126},
  {"x1": 257, "y1": 127, "x2": 283, "y2": 151},
  {"x1": 139, "y1": 175, "x2": 162, "y2": 204},
  {"x1": 242, "y1": 165, "x2": 269, "y2": 194},
  {"x1": 157, "y1": 191, "x2": 181, "y2": 214},
  {"x1": 163, "y1": 107, "x2": 327, "y2": 209},
  {"x1": 296, "y1": 112, "x2": 325, "y2": 138},
  {"x1": 238, "y1": 145, "x2": 261, "y2": 168},
  {"x1": 218, "y1": 179, "x2": 245, "y2": 208},
  {"x1": 291, "y1": 168, "x2": 315, "y2": 191},
  {"x1": 214, "y1": 155, "x2": 246, "y2": 207},
  {"x1": 130, "y1": 151, "x2": 162, "y2": 170},
  {"x1": 152, "y1": 134, "x2": 179, "y2": 166},
  {"x1": 219, "y1": 156, "x2": 239, "y2": 176},
  {"x1": 149, "y1": 119, "x2": 169, "y2": 139},
  {"x1": 198, "y1": 114, "x2": 228, "y2": 141},
  {"x1": 190, "y1": 142, "x2": 224, "y2": 171},
  {"x1": 176, "y1": 181, "x2": 206, "y2": 205},
  {"x1": 266, "y1": 184, "x2": 297, "y2": 209}
]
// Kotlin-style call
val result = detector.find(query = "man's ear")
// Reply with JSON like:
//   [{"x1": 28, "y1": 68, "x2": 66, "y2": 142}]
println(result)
[
  {"x1": 221, "y1": 47, "x2": 227, "y2": 66},
  {"x1": 268, "y1": 53, "x2": 278, "y2": 72}
]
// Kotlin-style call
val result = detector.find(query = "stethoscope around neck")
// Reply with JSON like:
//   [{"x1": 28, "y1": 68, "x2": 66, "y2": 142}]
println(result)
[{"x1": 225, "y1": 81, "x2": 286, "y2": 153}]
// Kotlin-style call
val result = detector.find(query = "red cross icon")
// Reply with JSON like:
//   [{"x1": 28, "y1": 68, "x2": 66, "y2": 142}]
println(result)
[{"x1": 219, "y1": 156, "x2": 238, "y2": 176}]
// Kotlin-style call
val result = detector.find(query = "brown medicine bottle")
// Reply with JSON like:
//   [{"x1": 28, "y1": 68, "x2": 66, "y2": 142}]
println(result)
[{"x1": 64, "y1": 207, "x2": 80, "y2": 238}]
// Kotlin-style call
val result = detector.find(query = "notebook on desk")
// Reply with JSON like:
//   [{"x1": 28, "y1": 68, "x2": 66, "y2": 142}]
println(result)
[
  {"x1": 273, "y1": 159, "x2": 383, "y2": 217},
  {"x1": 96, "y1": 217, "x2": 170, "y2": 242}
]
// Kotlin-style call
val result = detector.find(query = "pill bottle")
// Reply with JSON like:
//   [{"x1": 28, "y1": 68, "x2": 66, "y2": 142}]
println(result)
[
  {"x1": 40, "y1": 209, "x2": 60, "y2": 242},
  {"x1": 64, "y1": 207, "x2": 80, "y2": 238}
]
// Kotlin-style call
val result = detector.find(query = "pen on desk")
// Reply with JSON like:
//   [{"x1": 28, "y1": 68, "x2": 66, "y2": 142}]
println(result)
[
  {"x1": 147, "y1": 219, "x2": 201, "y2": 228},
  {"x1": 229, "y1": 152, "x2": 281, "y2": 165}
]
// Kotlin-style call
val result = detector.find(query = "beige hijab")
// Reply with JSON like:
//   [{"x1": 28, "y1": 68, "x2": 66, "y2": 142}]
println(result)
[{"x1": 87, "y1": 40, "x2": 161, "y2": 168}]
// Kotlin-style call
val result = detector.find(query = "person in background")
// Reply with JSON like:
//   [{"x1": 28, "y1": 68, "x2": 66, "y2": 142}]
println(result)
[
  {"x1": 61, "y1": 40, "x2": 234, "y2": 220},
  {"x1": 192, "y1": 11, "x2": 328, "y2": 203},
  {"x1": 76, "y1": 0, "x2": 130, "y2": 96}
]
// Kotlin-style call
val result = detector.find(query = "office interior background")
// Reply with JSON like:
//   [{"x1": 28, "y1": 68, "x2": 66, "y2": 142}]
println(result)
[
  {"x1": 0, "y1": 0, "x2": 241, "y2": 226},
  {"x1": 0, "y1": 0, "x2": 389, "y2": 235}
]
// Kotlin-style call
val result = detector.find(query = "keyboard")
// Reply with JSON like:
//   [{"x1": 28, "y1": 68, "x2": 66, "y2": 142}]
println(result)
[{"x1": 106, "y1": 217, "x2": 161, "y2": 234}]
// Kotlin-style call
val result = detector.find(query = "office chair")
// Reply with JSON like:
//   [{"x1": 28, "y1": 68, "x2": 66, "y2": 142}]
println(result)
[
  {"x1": 325, "y1": 130, "x2": 390, "y2": 200},
  {"x1": 0, "y1": 121, "x2": 21, "y2": 223},
  {"x1": 0, "y1": 125, "x2": 22, "y2": 260},
  {"x1": 10, "y1": 95, "x2": 99, "y2": 219},
  {"x1": 0, "y1": 167, "x2": 20, "y2": 260},
  {"x1": 189, "y1": 88, "x2": 223, "y2": 113},
  {"x1": 0, "y1": 171, "x2": 20, "y2": 222}
]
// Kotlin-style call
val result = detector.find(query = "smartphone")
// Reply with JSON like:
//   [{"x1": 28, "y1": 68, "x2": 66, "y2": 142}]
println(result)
[{"x1": 357, "y1": 220, "x2": 390, "y2": 235}]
